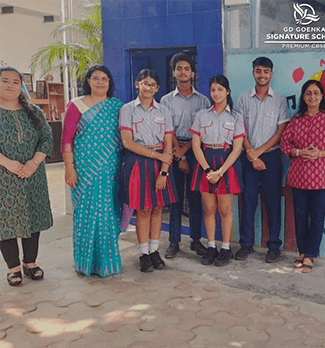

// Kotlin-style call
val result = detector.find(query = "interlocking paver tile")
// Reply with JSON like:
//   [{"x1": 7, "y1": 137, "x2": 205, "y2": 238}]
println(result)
[
  {"x1": 166, "y1": 297, "x2": 202, "y2": 312},
  {"x1": 191, "y1": 326, "x2": 231, "y2": 347},
  {"x1": 139, "y1": 309, "x2": 181, "y2": 331},
  {"x1": 147, "y1": 323, "x2": 195, "y2": 347},
  {"x1": 212, "y1": 312, "x2": 252, "y2": 332},
  {"x1": 101, "y1": 323, "x2": 158, "y2": 347},
  {"x1": 163, "y1": 306, "x2": 214, "y2": 332},
  {"x1": 280, "y1": 310, "x2": 316, "y2": 329},
  {"x1": 282, "y1": 340, "x2": 307, "y2": 348},
  {"x1": 3, "y1": 323, "x2": 82, "y2": 347},
  {"x1": 299, "y1": 324, "x2": 325, "y2": 347},
  {"x1": 264, "y1": 326, "x2": 307, "y2": 348},
  {"x1": 246, "y1": 311, "x2": 285, "y2": 331},
  {"x1": 226, "y1": 326, "x2": 269, "y2": 345}
]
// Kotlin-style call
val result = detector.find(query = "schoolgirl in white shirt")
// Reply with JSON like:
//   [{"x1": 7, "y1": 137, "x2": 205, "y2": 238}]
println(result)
[
  {"x1": 119, "y1": 69, "x2": 178, "y2": 272},
  {"x1": 190, "y1": 75, "x2": 246, "y2": 266}
]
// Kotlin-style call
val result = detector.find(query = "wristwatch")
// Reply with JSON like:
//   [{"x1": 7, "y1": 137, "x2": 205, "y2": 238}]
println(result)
[
  {"x1": 204, "y1": 167, "x2": 212, "y2": 173},
  {"x1": 160, "y1": 171, "x2": 169, "y2": 177},
  {"x1": 181, "y1": 155, "x2": 187, "y2": 161}
]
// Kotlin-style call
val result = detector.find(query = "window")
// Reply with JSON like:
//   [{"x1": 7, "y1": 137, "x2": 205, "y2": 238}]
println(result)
[{"x1": 226, "y1": 5, "x2": 251, "y2": 49}]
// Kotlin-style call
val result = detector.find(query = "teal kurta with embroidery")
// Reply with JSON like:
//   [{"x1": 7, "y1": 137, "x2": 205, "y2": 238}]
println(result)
[{"x1": 0, "y1": 106, "x2": 53, "y2": 240}]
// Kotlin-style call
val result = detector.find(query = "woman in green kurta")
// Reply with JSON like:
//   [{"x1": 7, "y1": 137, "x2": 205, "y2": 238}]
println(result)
[{"x1": 0, "y1": 66, "x2": 53, "y2": 286}]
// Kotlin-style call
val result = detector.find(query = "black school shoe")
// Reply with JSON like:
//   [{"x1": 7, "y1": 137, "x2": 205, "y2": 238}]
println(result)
[
  {"x1": 265, "y1": 249, "x2": 281, "y2": 263},
  {"x1": 150, "y1": 251, "x2": 166, "y2": 269},
  {"x1": 215, "y1": 248, "x2": 234, "y2": 267},
  {"x1": 165, "y1": 243, "x2": 180, "y2": 258},
  {"x1": 234, "y1": 246, "x2": 255, "y2": 261},
  {"x1": 201, "y1": 247, "x2": 218, "y2": 265},
  {"x1": 190, "y1": 240, "x2": 207, "y2": 256},
  {"x1": 139, "y1": 254, "x2": 154, "y2": 273}
]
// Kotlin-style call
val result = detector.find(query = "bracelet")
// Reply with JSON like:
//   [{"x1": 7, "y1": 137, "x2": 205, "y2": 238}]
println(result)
[
  {"x1": 32, "y1": 159, "x2": 40, "y2": 166},
  {"x1": 150, "y1": 150, "x2": 154, "y2": 158},
  {"x1": 204, "y1": 167, "x2": 212, "y2": 173},
  {"x1": 246, "y1": 149, "x2": 252, "y2": 153},
  {"x1": 296, "y1": 149, "x2": 300, "y2": 157},
  {"x1": 217, "y1": 171, "x2": 223, "y2": 178}
]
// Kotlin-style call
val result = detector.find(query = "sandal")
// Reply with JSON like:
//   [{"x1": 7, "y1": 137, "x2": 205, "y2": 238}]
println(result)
[
  {"x1": 294, "y1": 254, "x2": 305, "y2": 269},
  {"x1": 301, "y1": 258, "x2": 313, "y2": 274},
  {"x1": 7, "y1": 271, "x2": 22, "y2": 287},
  {"x1": 23, "y1": 265, "x2": 44, "y2": 280}
]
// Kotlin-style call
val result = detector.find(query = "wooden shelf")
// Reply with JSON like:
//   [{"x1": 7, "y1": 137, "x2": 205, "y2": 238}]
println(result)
[{"x1": 31, "y1": 82, "x2": 64, "y2": 122}]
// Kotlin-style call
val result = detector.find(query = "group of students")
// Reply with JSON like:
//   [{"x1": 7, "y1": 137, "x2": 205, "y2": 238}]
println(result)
[
  {"x1": 118, "y1": 53, "x2": 286, "y2": 273},
  {"x1": 1, "y1": 52, "x2": 324, "y2": 286},
  {"x1": 117, "y1": 53, "x2": 325, "y2": 274}
]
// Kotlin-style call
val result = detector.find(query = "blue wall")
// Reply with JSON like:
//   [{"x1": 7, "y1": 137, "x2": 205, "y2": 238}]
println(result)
[{"x1": 101, "y1": 0, "x2": 223, "y2": 103}]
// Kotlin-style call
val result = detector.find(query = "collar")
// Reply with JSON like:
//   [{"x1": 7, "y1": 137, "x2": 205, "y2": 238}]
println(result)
[
  {"x1": 209, "y1": 104, "x2": 231, "y2": 113},
  {"x1": 250, "y1": 86, "x2": 274, "y2": 98},
  {"x1": 172, "y1": 85, "x2": 198, "y2": 98},
  {"x1": 134, "y1": 97, "x2": 160, "y2": 109}
]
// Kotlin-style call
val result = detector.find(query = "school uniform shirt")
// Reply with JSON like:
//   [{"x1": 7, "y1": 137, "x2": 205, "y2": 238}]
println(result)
[
  {"x1": 237, "y1": 87, "x2": 290, "y2": 149},
  {"x1": 160, "y1": 86, "x2": 210, "y2": 140},
  {"x1": 280, "y1": 112, "x2": 325, "y2": 190},
  {"x1": 119, "y1": 97, "x2": 174, "y2": 145},
  {"x1": 189, "y1": 105, "x2": 246, "y2": 144}
]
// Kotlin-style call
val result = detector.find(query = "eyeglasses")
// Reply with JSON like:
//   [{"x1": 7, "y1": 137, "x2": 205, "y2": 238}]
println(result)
[
  {"x1": 139, "y1": 82, "x2": 158, "y2": 89},
  {"x1": 89, "y1": 76, "x2": 110, "y2": 83}
]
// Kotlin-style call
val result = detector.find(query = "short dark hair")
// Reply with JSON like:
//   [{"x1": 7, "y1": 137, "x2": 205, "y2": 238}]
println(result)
[
  {"x1": 136, "y1": 69, "x2": 160, "y2": 85},
  {"x1": 170, "y1": 52, "x2": 195, "y2": 72},
  {"x1": 297, "y1": 79, "x2": 325, "y2": 117},
  {"x1": 82, "y1": 65, "x2": 115, "y2": 98},
  {"x1": 209, "y1": 75, "x2": 233, "y2": 111},
  {"x1": 0, "y1": 66, "x2": 43, "y2": 130},
  {"x1": 252, "y1": 57, "x2": 273, "y2": 71}
]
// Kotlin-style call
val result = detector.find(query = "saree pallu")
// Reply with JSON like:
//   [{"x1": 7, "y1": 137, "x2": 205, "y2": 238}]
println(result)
[
  {"x1": 191, "y1": 148, "x2": 243, "y2": 194},
  {"x1": 71, "y1": 98, "x2": 123, "y2": 277}
]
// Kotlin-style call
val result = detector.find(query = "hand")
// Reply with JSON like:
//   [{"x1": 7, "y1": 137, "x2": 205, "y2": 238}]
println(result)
[
  {"x1": 206, "y1": 171, "x2": 221, "y2": 184},
  {"x1": 159, "y1": 152, "x2": 173, "y2": 165},
  {"x1": 246, "y1": 148, "x2": 261, "y2": 162},
  {"x1": 65, "y1": 166, "x2": 78, "y2": 188},
  {"x1": 4, "y1": 159, "x2": 24, "y2": 175},
  {"x1": 301, "y1": 144, "x2": 321, "y2": 161},
  {"x1": 17, "y1": 160, "x2": 38, "y2": 178},
  {"x1": 179, "y1": 159, "x2": 190, "y2": 173},
  {"x1": 155, "y1": 175, "x2": 167, "y2": 191},
  {"x1": 252, "y1": 158, "x2": 266, "y2": 171},
  {"x1": 173, "y1": 146, "x2": 185, "y2": 161}
]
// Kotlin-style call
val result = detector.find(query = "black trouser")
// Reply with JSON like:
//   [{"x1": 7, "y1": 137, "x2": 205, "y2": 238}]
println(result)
[{"x1": 0, "y1": 232, "x2": 40, "y2": 269}]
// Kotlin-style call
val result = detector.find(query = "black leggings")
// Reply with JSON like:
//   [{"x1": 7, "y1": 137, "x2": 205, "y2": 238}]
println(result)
[{"x1": 0, "y1": 232, "x2": 40, "y2": 269}]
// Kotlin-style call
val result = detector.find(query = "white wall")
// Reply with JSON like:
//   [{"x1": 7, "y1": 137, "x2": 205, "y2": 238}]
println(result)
[{"x1": 0, "y1": 0, "x2": 85, "y2": 88}]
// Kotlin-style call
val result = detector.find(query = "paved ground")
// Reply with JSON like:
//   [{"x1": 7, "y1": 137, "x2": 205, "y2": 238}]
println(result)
[{"x1": 0, "y1": 163, "x2": 325, "y2": 348}]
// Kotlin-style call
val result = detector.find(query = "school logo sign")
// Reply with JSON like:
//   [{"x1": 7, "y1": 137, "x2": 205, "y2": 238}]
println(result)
[
  {"x1": 264, "y1": 2, "x2": 325, "y2": 48},
  {"x1": 293, "y1": 3, "x2": 320, "y2": 26}
]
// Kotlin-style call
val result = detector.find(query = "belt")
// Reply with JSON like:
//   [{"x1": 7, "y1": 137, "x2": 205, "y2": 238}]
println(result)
[
  {"x1": 204, "y1": 143, "x2": 231, "y2": 150},
  {"x1": 144, "y1": 143, "x2": 163, "y2": 150}
]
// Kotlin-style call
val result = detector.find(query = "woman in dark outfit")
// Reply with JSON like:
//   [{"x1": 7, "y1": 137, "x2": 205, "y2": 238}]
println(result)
[{"x1": 0, "y1": 66, "x2": 53, "y2": 286}]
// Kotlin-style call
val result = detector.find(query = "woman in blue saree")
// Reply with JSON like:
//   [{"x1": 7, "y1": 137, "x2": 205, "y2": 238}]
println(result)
[{"x1": 61, "y1": 65, "x2": 123, "y2": 277}]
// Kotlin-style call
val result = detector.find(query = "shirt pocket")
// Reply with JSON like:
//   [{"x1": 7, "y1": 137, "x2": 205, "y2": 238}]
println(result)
[
  {"x1": 222, "y1": 121, "x2": 236, "y2": 140},
  {"x1": 132, "y1": 115, "x2": 144, "y2": 133},
  {"x1": 152, "y1": 116, "x2": 165, "y2": 134},
  {"x1": 200, "y1": 121, "x2": 213, "y2": 135}
]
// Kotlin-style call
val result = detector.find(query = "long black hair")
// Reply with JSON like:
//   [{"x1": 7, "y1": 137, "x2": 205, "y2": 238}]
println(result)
[
  {"x1": 0, "y1": 66, "x2": 43, "y2": 130},
  {"x1": 209, "y1": 75, "x2": 233, "y2": 111},
  {"x1": 297, "y1": 79, "x2": 325, "y2": 117},
  {"x1": 82, "y1": 65, "x2": 115, "y2": 98},
  {"x1": 136, "y1": 69, "x2": 160, "y2": 85}
]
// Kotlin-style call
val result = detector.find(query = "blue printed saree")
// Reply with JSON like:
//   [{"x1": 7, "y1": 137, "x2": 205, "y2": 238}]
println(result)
[{"x1": 71, "y1": 97, "x2": 123, "y2": 277}]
